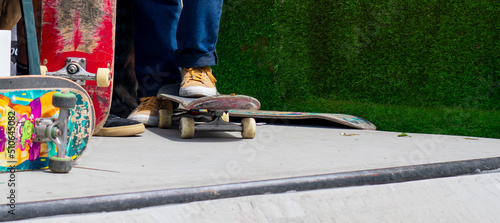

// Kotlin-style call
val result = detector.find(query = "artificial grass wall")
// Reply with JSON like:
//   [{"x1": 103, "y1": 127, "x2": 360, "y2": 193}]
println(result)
[{"x1": 214, "y1": 0, "x2": 499, "y2": 137}]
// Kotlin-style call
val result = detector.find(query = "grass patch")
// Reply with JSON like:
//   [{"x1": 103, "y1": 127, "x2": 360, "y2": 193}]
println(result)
[{"x1": 215, "y1": 0, "x2": 499, "y2": 139}]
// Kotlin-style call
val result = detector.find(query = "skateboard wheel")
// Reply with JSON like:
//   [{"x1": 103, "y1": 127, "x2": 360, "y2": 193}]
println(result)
[
  {"x1": 222, "y1": 112, "x2": 230, "y2": 122},
  {"x1": 96, "y1": 68, "x2": 111, "y2": 87},
  {"x1": 241, "y1": 118, "x2": 256, "y2": 139},
  {"x1": 180, "y1": 117, "x2": 195, "y2": 139},
  {"x1": 52, "y1": 92, "x2": 77, "y2": 109},
  {"x1": 158, "y1": 109, "x2": 173, "y2": 128},
  {"x1": 49, "y1": 156, "x2": 73, "y2": 173},
  {"x1": 40, "y1": 65, "x2": 48, "y2": 75}
]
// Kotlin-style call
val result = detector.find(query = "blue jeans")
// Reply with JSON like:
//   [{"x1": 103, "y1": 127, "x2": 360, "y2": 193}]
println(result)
[{"x1": 132, "y1": 0, "x2": 223, "y2": 98}]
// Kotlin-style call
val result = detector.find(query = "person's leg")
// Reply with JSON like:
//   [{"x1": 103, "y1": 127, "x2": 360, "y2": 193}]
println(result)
[
  {"x1": 176, "y1": 0, "x2": 223, "y2": 97},
  {"x1": 110, "y1": 0, "x2": 138, "y2": 118},
  {"x1": 128, "y1": 0, "x2": 181, "y2": 126},
  {"x1": 93, "y1": 0, "x2": 145, "y2": 136},
  {"x1": 175, "y1": 0, "x2": 223, "y2": 68},
  {"x1": 132, "y1": 0, "x2": 181, "y2": 99}
]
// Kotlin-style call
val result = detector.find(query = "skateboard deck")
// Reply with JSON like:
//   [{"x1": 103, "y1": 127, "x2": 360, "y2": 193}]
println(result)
[
  {"x1": 39, "y1": 0, "x2": 116, "y2": 133},
  {"x1": 0, "y1": 76, "x2": 95, "y2": 172},
  {"x1": 157, "y1": 83, "x2": 260, "y2": 110},
  {"x1": 157, "y1": 84, "x2": 260, "y2": 138},
  {"x1": 228, "y1": 110, "x2": 377, "y2": 130},
  {"x1": 162, "y1": 94, "x2": 261, "y2": 111}
]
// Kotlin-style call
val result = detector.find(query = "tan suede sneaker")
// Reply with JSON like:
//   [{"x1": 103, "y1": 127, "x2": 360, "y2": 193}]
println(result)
[
  {"x1": 180, "y1": 66, "x2": 217, "y2": 97},
  {"x1": 127, "y1": 96, "x2": 166, "y2": 126}
]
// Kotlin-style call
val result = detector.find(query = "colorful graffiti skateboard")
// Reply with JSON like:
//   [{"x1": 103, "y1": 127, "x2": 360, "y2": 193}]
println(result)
[
  {"x1": 0, "y1": 76, "x2": 95, "y2": 173},
  {"x1": 228, "y1": 110, "x2": 377, "y2": 130},
  {"x1": 39, "y1": 0, "x2": 116, "y2": 133},
  {"x1": 157, "y1": 84, "x2": 261, "y2": 139}
]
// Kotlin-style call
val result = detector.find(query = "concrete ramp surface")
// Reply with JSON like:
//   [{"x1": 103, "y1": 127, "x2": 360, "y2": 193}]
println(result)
[{"x1": 1, "y1": 124, "x2": 499, "y2": 222}]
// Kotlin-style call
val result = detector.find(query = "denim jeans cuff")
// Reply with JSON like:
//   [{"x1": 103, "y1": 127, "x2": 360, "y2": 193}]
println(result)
[{"x1": 174, "y1": 50, "x2": 218, "y2": 68}]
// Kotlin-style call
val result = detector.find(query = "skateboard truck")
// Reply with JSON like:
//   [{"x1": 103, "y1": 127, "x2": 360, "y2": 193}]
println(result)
[
  {"x1": 41, "y1": 57, "x2": 111, "y2": 87},
  {"x1": 192, "y1": 110, "x2": 241, "y2": 132},
  {"x1": 175, "y1": 110, "x2": 256, "y2": 139},
  {"x1": 35, "y1": 91, "x2": 77, "y2": 173}
]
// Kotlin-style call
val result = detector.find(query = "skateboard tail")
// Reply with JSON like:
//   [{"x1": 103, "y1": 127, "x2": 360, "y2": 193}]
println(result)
[{"x1": 41, "y1": 0, "x2": 115, "y2": 57}]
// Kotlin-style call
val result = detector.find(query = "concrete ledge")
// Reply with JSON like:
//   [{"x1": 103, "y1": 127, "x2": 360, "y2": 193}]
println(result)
[{"x1": 2, "y1": 157, "x2": 499, "y2": 221}]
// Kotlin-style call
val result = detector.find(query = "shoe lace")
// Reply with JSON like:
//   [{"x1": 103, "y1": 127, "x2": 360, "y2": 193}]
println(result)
[
  {"x1": 185, "y1": 66, "x2": 217, "y2": 84},
  {"x1": 137, "y1": 97, "x2": 159, "y2": 111}
]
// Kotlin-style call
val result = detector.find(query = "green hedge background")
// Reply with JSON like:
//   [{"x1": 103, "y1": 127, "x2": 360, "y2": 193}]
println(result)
[{"x1": 214, "y1": 0, "x2": 499, "y2": 138}]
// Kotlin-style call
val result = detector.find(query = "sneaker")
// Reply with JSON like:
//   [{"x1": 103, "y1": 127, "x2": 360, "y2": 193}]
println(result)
[
  {"x1": 179, "y1": 66, "x2": 217, "y2": 97},
  {"x1": 94, "y1": 114, "x2": 145, "y2": 137},
  {"x1": 127, "y1": 96, "x2": 163, "y2": 126}
]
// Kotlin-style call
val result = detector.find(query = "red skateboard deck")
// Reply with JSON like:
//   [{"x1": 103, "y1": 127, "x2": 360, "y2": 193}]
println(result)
[
  {"x1": 39, "y1": 0, "x2": 116, "y2": 133},
  {"x1": 0, "y1": 76, "x2": 95, "y2": 172}
]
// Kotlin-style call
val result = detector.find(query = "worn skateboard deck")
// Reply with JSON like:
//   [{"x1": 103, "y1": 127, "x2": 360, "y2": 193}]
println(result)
[
  {"x1": 157, "y1": 84, "x2": 260, "y2": 138},
  {"x1": 39, "y1": 0, "x2": 116, "y2": 132},
  {"x1": 229, "y1": 110, "x2": 377, "y2": 130},
  {"x1": 163, "y1": 94, "x2": 261, "y2": 111},
  {"x1": 0, "y1": 76, "x2": 95, "y2": 172},
  {"x1": 157, "y1": 84, "x2": 261, "y2": 111}
]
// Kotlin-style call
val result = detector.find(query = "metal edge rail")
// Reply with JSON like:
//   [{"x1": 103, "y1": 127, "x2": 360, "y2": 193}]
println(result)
[{"x1": 2, "y1": 157, "x2": 500, "y2": 221}]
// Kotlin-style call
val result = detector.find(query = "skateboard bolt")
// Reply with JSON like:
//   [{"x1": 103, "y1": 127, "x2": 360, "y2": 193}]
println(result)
[
  {"x1": 67, "y1": 64, "x2": 79, "y2": 74},
  {"x1": 51, "y1": 127, "x2": 62, "y2": 137}
]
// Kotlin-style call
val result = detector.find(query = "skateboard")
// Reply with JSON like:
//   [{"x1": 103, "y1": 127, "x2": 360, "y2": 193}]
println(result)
[
  {"x1": 157, "y1": 84, "x2": 261, "y2": 139},
  {"x1": 39, "y1": 0, "x2": 116, "y2": 133},
  {"x1": 0, "y1": 76, "x2": 95, "y2": 173},
  {"x1": 228, "y1": 110, "x2": 377, "y2": 130}
]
